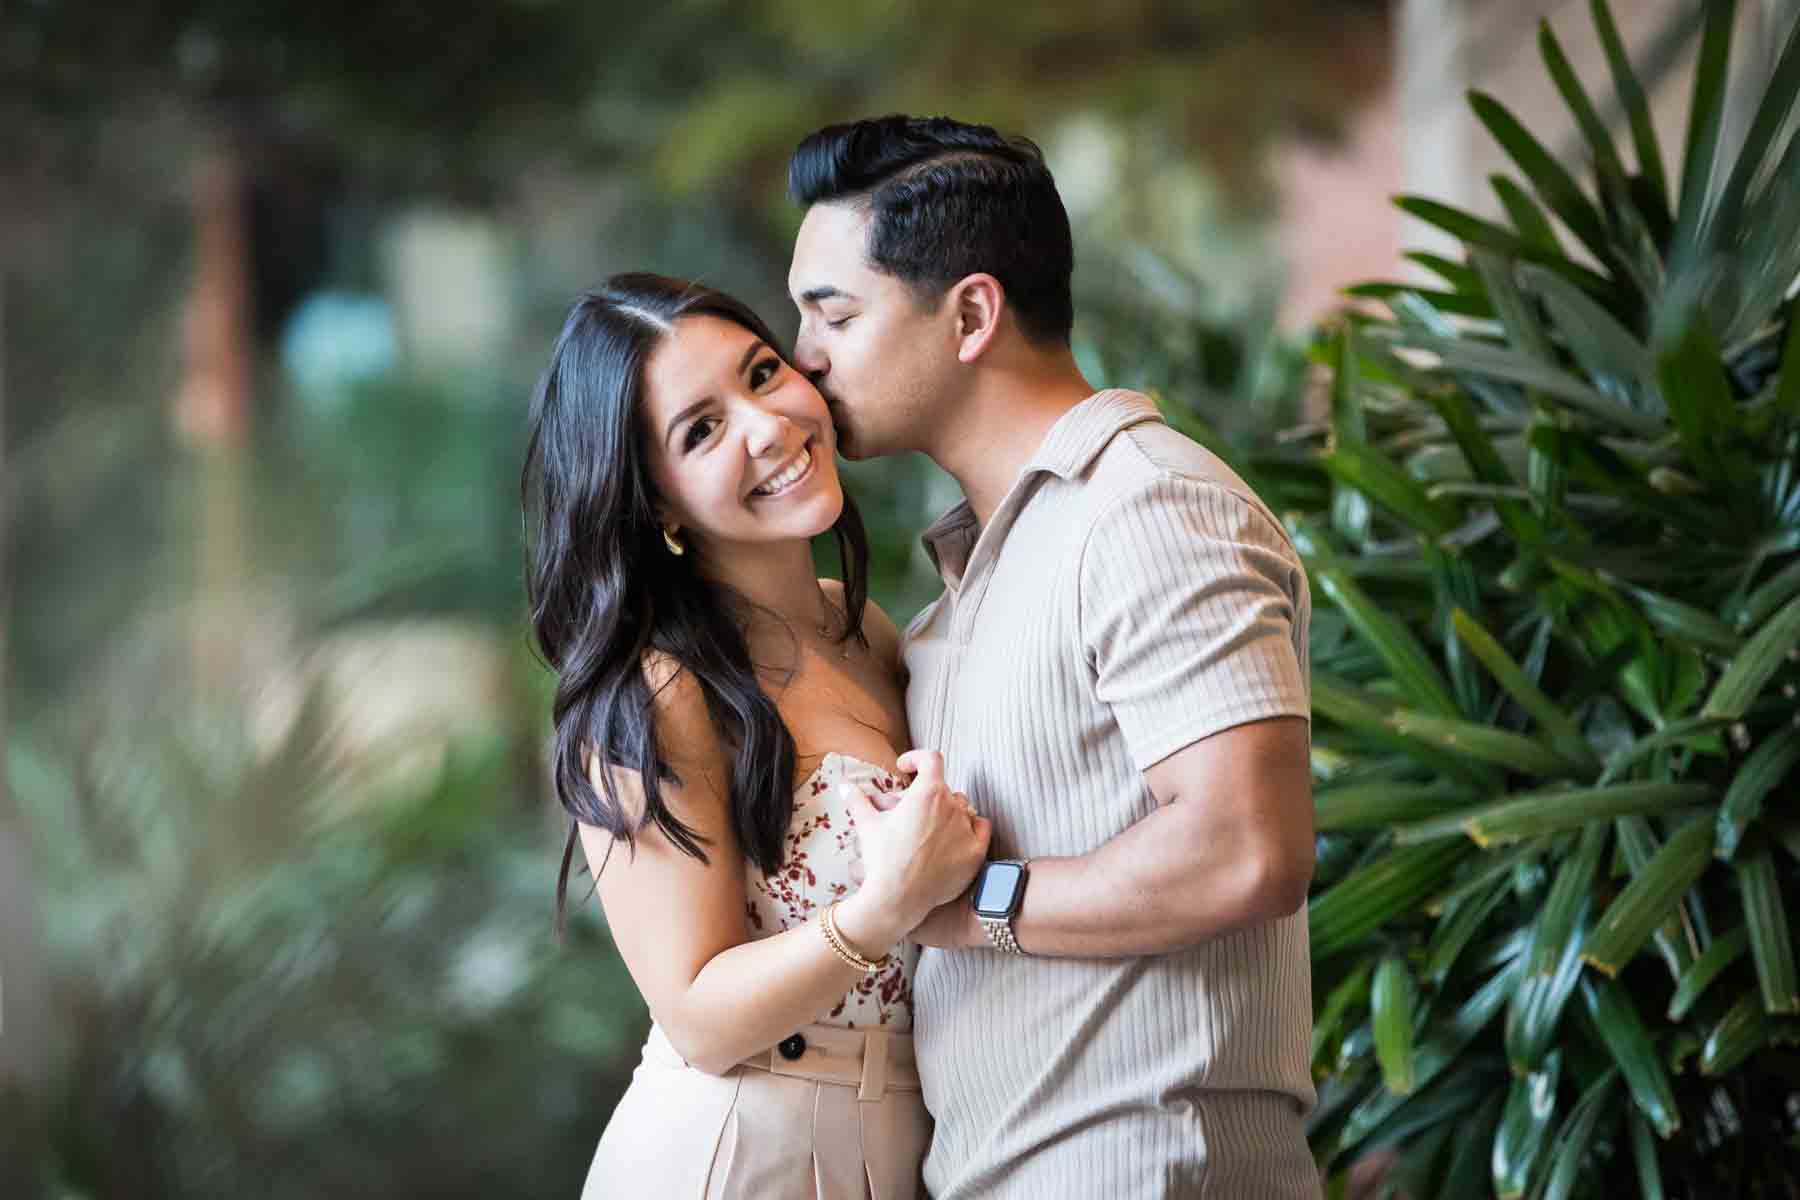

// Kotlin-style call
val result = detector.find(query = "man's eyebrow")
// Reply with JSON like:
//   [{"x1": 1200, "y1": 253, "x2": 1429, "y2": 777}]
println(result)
[
  {"x1": 798, "y1": 285, "x2": 857, "y2": 305},
  {"x1": 663, "y1": 340, "x2": 769, "y2": 446}
]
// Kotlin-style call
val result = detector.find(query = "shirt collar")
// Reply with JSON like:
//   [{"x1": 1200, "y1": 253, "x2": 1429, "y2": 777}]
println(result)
[
  {"x1": 1019, "y1": 388, "x2": 1164, "y2": 481},
  {"x1": 917, "y1": 389, "x2": 1164, "y2": 583}
]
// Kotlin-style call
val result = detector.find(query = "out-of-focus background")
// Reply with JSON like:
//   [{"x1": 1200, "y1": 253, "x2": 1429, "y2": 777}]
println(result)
[{"x1": 1, "y1": 2, "x2": 1789, "y2": 1195}]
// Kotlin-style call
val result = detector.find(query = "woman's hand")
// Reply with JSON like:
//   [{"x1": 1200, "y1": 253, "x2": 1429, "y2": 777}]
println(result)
[{"x1": 835, "y1": 750, "x2": 989, "y2": 950}]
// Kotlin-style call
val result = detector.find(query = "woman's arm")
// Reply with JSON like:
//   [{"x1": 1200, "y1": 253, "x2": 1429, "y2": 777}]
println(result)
[{"x1": 581, "y1": 661, "x2": 934, "y2": 1075}]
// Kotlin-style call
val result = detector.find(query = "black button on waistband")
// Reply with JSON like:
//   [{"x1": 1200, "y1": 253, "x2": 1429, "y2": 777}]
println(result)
[{"x1": 777, "y1": 1033, "x2": 807, "y2": 1060}]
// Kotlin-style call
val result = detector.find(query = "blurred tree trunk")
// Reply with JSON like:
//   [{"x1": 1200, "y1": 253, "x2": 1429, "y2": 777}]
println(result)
[{"x1": 173, "y1": 137, "x2": 253, "y2": 694}]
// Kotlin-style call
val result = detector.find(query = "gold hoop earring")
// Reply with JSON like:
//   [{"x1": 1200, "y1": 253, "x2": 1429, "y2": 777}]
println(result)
[{"x1": 662, "y1": 527, "x2": 685, "y2": 557}]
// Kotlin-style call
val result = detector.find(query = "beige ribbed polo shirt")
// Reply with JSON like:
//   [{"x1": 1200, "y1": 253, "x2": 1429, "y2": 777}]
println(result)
[{"x1": 903, "y1": 390, "x2": 1317, "y2": 1198}]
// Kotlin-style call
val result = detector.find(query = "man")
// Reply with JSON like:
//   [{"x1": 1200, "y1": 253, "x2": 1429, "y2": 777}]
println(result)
[{"x1": 786, "y1": 115, "x2": 1319, "y2": 1199}]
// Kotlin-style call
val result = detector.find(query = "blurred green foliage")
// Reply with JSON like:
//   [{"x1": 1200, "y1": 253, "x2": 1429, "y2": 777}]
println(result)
[
  {"x1": 6, "y1": 661, "x2": 647, "y2": 1197},
  {"x1": 1252, "y1": 3, "x2": 1800, "y2": 1195}
]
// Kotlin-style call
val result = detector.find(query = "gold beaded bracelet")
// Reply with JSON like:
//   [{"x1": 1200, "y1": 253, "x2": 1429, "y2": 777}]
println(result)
[{"x1": 820, "y1": 900, "x2": 890, "y2": 973}]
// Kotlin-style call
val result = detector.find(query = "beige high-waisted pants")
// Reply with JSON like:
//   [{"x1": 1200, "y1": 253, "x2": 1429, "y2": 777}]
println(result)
[{"x1": 582, "y1": 1022, "x2": 929, "y2": 1199}]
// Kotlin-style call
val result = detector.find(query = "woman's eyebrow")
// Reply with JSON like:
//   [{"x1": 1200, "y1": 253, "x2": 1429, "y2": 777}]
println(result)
[{"x1": 662, "y1": 341, "x2": 768, "y2": 445}]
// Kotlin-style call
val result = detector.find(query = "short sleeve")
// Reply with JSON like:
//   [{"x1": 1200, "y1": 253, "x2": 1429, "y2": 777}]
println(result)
[{"x1": 1079, "y1": 476, "x2": 1311, "y2": 770}]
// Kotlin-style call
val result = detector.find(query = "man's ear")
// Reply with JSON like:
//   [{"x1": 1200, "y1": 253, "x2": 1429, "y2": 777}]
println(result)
[{"x1": 949, "y1": 274, "x2": 1004, "y2": 364}]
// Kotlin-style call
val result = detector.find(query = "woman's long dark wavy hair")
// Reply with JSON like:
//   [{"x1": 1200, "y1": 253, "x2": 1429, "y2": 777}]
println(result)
[{"x1": 522, "y1": 273, "x2": 871, "y2": 930}]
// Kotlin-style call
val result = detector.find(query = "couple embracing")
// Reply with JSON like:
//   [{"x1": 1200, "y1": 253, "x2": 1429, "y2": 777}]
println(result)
[{"x1": 522, "y1": 114, "x2": 1321, "y2": 1199}]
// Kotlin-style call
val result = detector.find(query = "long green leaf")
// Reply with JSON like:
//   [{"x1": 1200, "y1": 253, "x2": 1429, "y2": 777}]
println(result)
[
  {"x1": 1473, "y1": 249, "x2": 1556, "y2": 365},
  {"x1": 1346, "y1": 281, "x2": 1494, "y2": 319},
  {"x1": 1491, "y1": 175, "x2": 1562, "y2": 256},
  {"x1": 1470, "y1": 90, "x2": 1614, "y2": 267},
  {"x1": 1628, "y1": 1109, "x2": 1667, "y2": 1200},
  {"x1": 1704, "y1": 591, "x2": 1800, "y2": 718},
  {"x1": 1424, "y1": 391, "x2": 1544, "y2": 543},
  {"x1": 1597, "y1": 714, "x2": 1732, "y2": 787},
  {"x1": 1713, "y1": 5, "x2": 1800, "y2": 231},
  {"x1": 1535, "y1": 824, "x2": 1607, "y2": 983},
  {"x1": 1654, "y1": 317, "x2": 1746, "y2": 497},
  {"x1": 1320, "y1": 440, "x2": 1463, "y2": 538},
  {"x1": 1590, "y1": 0, "x2": 1669, "y2": 221},
  {"x1": 1398, "y1": 195, "x2": 1539, "y2": 258},
  {"x1": 1674, "y1": 0, "x2": 1737, "y2": 253},
  {"x1": 1310, "y1": 840, "x2": 1473, "y2": 960},
  {"x1": 1584, "y1": 816, "x2": 1716, "y2": 975},
  {"x1": 1315, "y1": 781, "x2": 1474, "y2": 833},
  {"x1": 1403, "y1": 781, "x2": 1711, "y2": 848},
  {"x1": 1406, "y1": 251, "x2": 1485, "y2": 296},
  {"x1": 1540, "y1": 1066, "x2": 1618, "y2": 1200},
  {"x1": 1582, "y1": 977, "x2": 1680, "y2": 1138},
  {"x1": 1311, "y1": 566, "x2": 1461, "y2": 718},
  {"x1": 1432, "y1": 836, "x2": 1553, "y2": 912},
  {"x1": 1729, "y1": 138, "x2": 1800, "y2": 343},
  {"x1": 1609, "y1": 577, "x2": 1741, "y2": 655},
  {"x1": 1311, "y1": 669, "x2": 1397, "y2": 732},
  {"x1": 1327, "y1": 325, "x2": 1373, "y2": 545},
  {"x1": 1716, "y1": 725, "x2": 1800, "y2": 859},
  {"x1": 1312, "y1": 960, "x2": 1373, "y2": 1072},
  {"x1": 1450, "y1": 608, "x2": 1595, "y2": 768},
  {"x1": 1737, "y1": 849, "x2": 1800, "y2": 1015},
  {"x1": 1395, "y1": 196, "x2": 1615, "y2": 295},
  {"x1": 1387, "y1": 710, "x2": 1585, "y2": 779},
  {"x1": 1377, "y1": 329, "x2": 1665, "y2": 436},
  {"x1": 1517, "y1": 264, "x2": 1661, "y2": 411},
  {"x1": 1773, "y1": 301, "x2": 1800, "y2": 423},
  {"x1": 1507, "y1": 823, "x2": 1604, "y2": 1070},
  {"x1": 1668, "y1": 927, "x2": 1749, "y2": 1021},
  {"x1": 1438, "y1": 1090, "x2": 1506, "y2": 1200},
  {"x1": 1426, "y1": 873, "x2": 1511, "y2": 985},
  {"x1": 1339, "y1": 960, "x2": 1523, "y2": 1151},
  {"x1": 1700, "y1": 991, "x2": 1769, "y2": 1076},
  {"x1": 1492, "y1": 1050, "x2": 1560, "y2": 1199},
  {"x1": 1539, "y1": 18, "x2": 1628, "y2": 189},
  {"x1": 1617, "y1": 815, "x2": 1699, "y2": 981},
  {"x1": 1740, "y1": 555, "x2": 1800, "y2": 630},
  {"x1": 1373, "y1": 955, "x2": 1419, "y2": 1095}
]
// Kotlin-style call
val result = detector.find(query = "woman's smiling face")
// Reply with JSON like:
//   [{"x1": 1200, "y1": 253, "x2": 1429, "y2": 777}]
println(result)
[{"x1": 640, "y1": 313, "x2": 845, "y2": 557}]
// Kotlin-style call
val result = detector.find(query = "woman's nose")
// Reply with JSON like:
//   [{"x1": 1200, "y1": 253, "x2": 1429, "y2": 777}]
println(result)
[{"x1": 742, "y1": 405, "x2": 789, "y2": 458}]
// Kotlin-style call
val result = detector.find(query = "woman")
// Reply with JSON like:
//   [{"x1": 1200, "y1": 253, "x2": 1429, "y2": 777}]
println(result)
[{"x1": 522, "y1": 273, "x2": 990, "y2": 1199}]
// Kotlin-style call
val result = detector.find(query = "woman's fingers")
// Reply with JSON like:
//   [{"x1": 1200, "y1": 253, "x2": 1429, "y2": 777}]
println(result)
[{"x1": 838, "y1": 784, "x2": 881, "y2": 822}]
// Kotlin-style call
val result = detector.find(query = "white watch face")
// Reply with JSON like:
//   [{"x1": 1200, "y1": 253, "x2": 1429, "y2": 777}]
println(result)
[{"x1": 973, "y1": 862, "x2": 1024, "y2": 917}]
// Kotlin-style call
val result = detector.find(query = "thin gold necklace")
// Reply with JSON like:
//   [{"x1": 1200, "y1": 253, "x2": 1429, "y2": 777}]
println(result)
[{"x1": 816, "y1": 596, "x2": 852, "y2": 660}]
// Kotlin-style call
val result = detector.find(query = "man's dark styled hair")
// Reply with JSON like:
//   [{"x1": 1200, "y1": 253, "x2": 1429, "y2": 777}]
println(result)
[{"x1": 788, "y1": 114, "x2": 1075, "y2": 347}]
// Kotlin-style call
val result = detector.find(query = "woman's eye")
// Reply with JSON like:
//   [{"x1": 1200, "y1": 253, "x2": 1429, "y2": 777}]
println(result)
[
  {"x1": 683, "y1": 417, "x2": 716, "y2": 450},
  {"x1": 749, "y1": 355, "x2": 782, "y2": 389},
  {"x1": 825, "y1": 316, "x2": 853, "y2": 330}
]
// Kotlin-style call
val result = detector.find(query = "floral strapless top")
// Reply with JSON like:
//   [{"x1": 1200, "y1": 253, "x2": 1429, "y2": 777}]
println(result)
[{"x1": 745, "y1": 752, "x2": 918, "y2": 1031}]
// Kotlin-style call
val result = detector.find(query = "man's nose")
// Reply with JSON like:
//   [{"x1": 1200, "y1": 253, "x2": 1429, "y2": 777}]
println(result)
[{"x1": 792, "y1": 331, "x2": 828, "y2": 381}]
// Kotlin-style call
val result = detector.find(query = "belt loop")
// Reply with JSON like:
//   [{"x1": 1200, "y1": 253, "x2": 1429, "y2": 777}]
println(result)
[{"x1": 858, "y1": 1030, "x2": 890, "y2": 1101}]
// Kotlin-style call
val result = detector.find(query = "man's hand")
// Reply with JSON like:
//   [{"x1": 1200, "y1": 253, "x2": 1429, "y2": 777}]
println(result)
[{"x1": 908, "y1": 889, "x2": 982, "y2": 949}]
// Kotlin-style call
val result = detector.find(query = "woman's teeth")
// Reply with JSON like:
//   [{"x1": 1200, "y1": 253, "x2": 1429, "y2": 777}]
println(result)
[{"x1": 751, "y1": 445, "x2": 812, "y2": 497}]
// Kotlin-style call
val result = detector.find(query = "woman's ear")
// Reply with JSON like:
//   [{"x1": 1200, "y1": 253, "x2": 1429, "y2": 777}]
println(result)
[{"x1": 949, "y1": 273, "x2": 1004, "y2": 364}]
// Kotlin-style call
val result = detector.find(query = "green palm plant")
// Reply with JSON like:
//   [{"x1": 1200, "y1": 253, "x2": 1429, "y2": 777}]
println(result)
[{"x1": 1263, "y1": 2, "x2": 1800, "y2": 1196}]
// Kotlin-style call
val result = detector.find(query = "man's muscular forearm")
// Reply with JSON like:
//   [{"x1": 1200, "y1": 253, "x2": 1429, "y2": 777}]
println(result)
[{"x1": 913, "y1": 716, "x2": 1314, "y2": 956}]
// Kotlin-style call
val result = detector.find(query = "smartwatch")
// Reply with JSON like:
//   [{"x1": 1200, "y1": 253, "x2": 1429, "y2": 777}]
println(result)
[{"x1": 971, "y1": 859, "x2": 1030, "y2": 955}]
